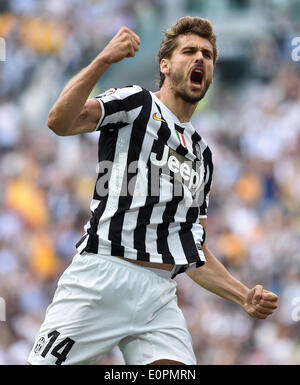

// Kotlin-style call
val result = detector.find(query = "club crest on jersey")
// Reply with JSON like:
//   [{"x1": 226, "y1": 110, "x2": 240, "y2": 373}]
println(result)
[
  {"x1": 98, "y1": 88, "x2": 116, "y2": 97},
  {"x1": 34, "y1": 337, "x2": 46, "y2": 354}
]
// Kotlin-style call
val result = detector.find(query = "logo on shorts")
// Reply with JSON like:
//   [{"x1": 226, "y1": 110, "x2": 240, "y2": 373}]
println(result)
[{"x1": 34, "y1": 337, "x2": 46, "y2": 354}]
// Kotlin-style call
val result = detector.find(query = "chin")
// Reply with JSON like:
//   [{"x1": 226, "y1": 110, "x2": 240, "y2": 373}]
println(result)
[{"x1": 177, "y1": 90, "x2": 205, "y2": 104}]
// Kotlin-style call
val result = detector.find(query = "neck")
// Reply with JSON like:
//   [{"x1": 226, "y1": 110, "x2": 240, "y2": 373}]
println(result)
[{"x1": 154, "y1": 85, "x2": 198, "y2": 123}]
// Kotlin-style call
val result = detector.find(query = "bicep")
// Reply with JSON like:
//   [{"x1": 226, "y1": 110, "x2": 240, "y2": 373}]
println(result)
[{"x1": 66, "y1": 99, "x2": 102, "y2": 136}]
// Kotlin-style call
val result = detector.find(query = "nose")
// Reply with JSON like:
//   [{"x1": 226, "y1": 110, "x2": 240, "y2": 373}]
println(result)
[{"x1": 194, "y1": 50, "x2": 204, "y2": 64}]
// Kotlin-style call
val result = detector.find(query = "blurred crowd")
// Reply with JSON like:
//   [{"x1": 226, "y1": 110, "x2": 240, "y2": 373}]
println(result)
[{"x1": 1, "y1": 0, "x2": 300, "y2": 365}]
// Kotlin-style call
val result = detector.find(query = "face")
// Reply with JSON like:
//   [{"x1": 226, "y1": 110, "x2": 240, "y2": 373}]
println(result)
[{"x1": 161, "y1": 34, "x2": 215, "y2": 104}]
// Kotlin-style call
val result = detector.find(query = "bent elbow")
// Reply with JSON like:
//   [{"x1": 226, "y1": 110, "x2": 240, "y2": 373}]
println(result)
[{"x1": 47, "y1": 111, "x2": 67, "y2": 136}]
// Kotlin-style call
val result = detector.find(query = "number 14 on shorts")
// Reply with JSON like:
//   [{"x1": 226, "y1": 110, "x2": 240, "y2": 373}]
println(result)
[{"x1": 34, "y1": 330, "x2": 75, "y2": 365}]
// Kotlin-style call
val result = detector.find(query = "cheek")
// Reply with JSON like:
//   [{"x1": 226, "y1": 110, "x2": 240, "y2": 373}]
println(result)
[
  {"x1": 172, "y1": 65, "x2": 188, "y2": 81},
  {"x1": 207, "y1": 66, "x2": 214, "y2": 82},
  {"x1": 172, "y1": 71, "x2": 186, "y2": 86}
]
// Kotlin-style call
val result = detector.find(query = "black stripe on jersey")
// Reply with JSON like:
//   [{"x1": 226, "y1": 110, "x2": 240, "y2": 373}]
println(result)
[
  {"x1": 191, "y1": 131, "x2": 202, "y2": 159},
  {"x1": 100, "y1": 122, "x2": 128, "y2": 131},
  {"x1": 178, "y1": 201, "x2": 201, "y2": 260},
  {"x1": 109, "y1": 90, "x2": 151, "y2": 257},
  {"x1": 75, "y1": 233, "x2": 88, "y2": 250},
  {"x1": 199, "y1": 146, "x2": 213, "y2": 216},
  {"x1": 178, "y1": 220, "x2": 199, "y2": 258},
  {"x1": 186, "y1": 204, "x2": 199, "y2": 223},
  {"x1": 155, "y1": 103, "x2": 172, "y2": 142},
  {"x1": 101, "y1": 90, "x2": 144, "y2": 117},
  {"x1": 94, "y1": 129, "x2": 120, "y2": 200},
  {"x1": 82, "y1": 129, "x2": 119, "y2": 254},
  {"x1": 134, "y1": 196, "x2": 159, "y2": 261},
  {"x1": 201, "y1": 227, "x2": 206, "y2": 246},
  {"x1": 174, "y1": 124, "x2": 184, "y2": 134},
  {"x1": 175, "y1": 143, "x2": 188, "y2": 157},
  {"x1": 171, "y1": 264, "x2": 189, "y2": 279},
  {"x1": 191, "y1": 130, "x2": 201, "y2": 145},
  {"x1": 157, "y1": 183, "x2": 184, "y2": 264}
]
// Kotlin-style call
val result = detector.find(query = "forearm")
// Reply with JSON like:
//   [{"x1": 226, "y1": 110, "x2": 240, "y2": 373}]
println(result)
[
  {"x1": 186, "y1": 245, "x2": 249, "y2": 307},
  {"x1": 48, "y1": 27, "x2": 140, "y2": 135},
  {"x1": 48, "y1": 54, "x2": 110, "y2": 132}
]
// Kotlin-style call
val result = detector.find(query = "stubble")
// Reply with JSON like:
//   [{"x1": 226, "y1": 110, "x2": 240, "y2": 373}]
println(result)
[{"x1": 170, "y1": 69, "x2": 210, "y2": 104}]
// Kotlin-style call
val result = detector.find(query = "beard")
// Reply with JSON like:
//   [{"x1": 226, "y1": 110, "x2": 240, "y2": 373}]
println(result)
[{"x1": 170, "y1": 69, "x2": 211, "y2": 104}]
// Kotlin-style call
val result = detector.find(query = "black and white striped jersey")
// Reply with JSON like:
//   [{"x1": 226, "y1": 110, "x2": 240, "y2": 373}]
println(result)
[{"x1": 76, "y1": 85, "x2": 213, "y2": 277}]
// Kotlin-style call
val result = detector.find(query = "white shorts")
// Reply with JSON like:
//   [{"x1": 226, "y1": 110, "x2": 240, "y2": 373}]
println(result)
[{"x1": 27, "y1": 252, "x2": 196, "y2": 365}]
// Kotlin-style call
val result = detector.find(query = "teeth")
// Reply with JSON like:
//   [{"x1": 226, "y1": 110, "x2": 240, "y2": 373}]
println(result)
[
  {"x1": 191, "y1": 68, "x2": 203, "y2": 85},
  {"x1": 194, "y1": 69, "x2": 203, "y2": 76}
]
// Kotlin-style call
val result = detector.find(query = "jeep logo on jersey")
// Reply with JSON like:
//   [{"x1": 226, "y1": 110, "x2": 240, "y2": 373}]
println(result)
[
  {"x1": 95, "y1": 145, "x2": 205, "y2": 201},
  {"x1": 150, "y1": 145, "x2": 204, "y2": 194}
]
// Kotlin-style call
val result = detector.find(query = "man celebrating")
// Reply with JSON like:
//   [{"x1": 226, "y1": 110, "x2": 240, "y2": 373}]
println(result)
[{"x1": 28, "y1": 17, "x2": 278, "y2": 365}]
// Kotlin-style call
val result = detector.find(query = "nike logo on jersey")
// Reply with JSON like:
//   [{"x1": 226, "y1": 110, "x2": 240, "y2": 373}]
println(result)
[{"x1": 152, "y1": 113, "x2": 167, "y2": 123}]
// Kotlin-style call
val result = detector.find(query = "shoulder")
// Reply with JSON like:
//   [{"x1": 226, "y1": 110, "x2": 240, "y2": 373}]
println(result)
[{"x1": 95, "y1": 85, "x2": 146, "y2": 100}]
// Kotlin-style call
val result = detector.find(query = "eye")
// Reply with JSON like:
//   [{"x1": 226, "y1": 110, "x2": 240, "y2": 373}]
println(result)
[{"x1": 203, "y1": 51, "x2": 212, "y2": 59}]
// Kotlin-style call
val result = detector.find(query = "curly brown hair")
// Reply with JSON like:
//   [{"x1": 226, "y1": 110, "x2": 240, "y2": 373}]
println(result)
[{"x1": 157, "y1": 16, "x2": 218, "y2": 88}]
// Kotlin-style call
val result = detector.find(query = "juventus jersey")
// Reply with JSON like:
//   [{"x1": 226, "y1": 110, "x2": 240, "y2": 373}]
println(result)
[{"x1": 76, "y1": 85, "x2": 213, "y2": 278}]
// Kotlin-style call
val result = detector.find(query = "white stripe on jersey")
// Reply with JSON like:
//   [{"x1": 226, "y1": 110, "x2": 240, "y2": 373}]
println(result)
[{"x1": 167, "y1": 223, "x2": 189, "y2": 265}]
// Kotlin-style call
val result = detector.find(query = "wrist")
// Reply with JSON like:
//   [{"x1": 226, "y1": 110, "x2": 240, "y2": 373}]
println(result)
[
  {"x1": 235, "y1": 285, "x2": 249, "y2": 308},
  {"x1": 222, "y1": 277, "x2": 249, "y2": 308},
  {"x1": 94, "y1": 52, "x2": 113, "y2": 68}
]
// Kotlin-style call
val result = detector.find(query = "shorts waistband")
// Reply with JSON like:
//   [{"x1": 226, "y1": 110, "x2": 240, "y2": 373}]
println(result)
[
  {"x1": 82, "y1": 252, "x2": 174, "y2": 280},
  {"x1": 140, "y1": 265, "x2": 173, "y2": 280}
]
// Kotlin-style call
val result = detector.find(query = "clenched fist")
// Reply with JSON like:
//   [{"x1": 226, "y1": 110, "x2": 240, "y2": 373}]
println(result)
[
  {"x1": 243, "y1": 284, "x2": 278, "y2": 319},
  {"x1": 99, "y1": 27, "x2": 140, "y2": 65}
]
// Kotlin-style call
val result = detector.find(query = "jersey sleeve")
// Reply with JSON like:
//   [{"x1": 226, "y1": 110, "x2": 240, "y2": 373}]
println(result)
[
  {"x1": 198, "y1": 147, "x2": 213, "y2": 219},
  {"x1": 93, "y1": 85, "x2": 144, "y2": 131},
  {"x1": 198, "y1": 190, "x2": 211, "y2": 219}
]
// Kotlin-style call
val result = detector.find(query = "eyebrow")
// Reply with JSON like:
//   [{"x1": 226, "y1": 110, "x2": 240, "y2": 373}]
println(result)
[{"x1": 181, "y1": 46, "x2": 213, "y2": 55}]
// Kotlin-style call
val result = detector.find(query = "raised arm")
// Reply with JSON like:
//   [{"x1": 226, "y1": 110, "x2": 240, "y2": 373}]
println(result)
[
  {"x1": 186, "y1": 219, "x2": 278, "y2": 319},
  {"x1": 48, "y1": 27, "x2": 140, "y2": 136}
]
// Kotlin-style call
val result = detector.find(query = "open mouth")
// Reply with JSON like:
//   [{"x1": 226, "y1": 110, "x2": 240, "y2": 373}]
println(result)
[{"x1": 190, "y1": 68, "x2": 204, "y2": 86}]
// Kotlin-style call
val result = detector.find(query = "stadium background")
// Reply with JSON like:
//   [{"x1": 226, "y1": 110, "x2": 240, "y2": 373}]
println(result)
[{"x1": 0, "y1": 0, "x2": 300, "y2": 364}]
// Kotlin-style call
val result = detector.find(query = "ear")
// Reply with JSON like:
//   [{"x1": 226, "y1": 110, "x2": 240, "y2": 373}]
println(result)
[{"x1": 160, "y1": 58, "x2": 170, "y2": 77}]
